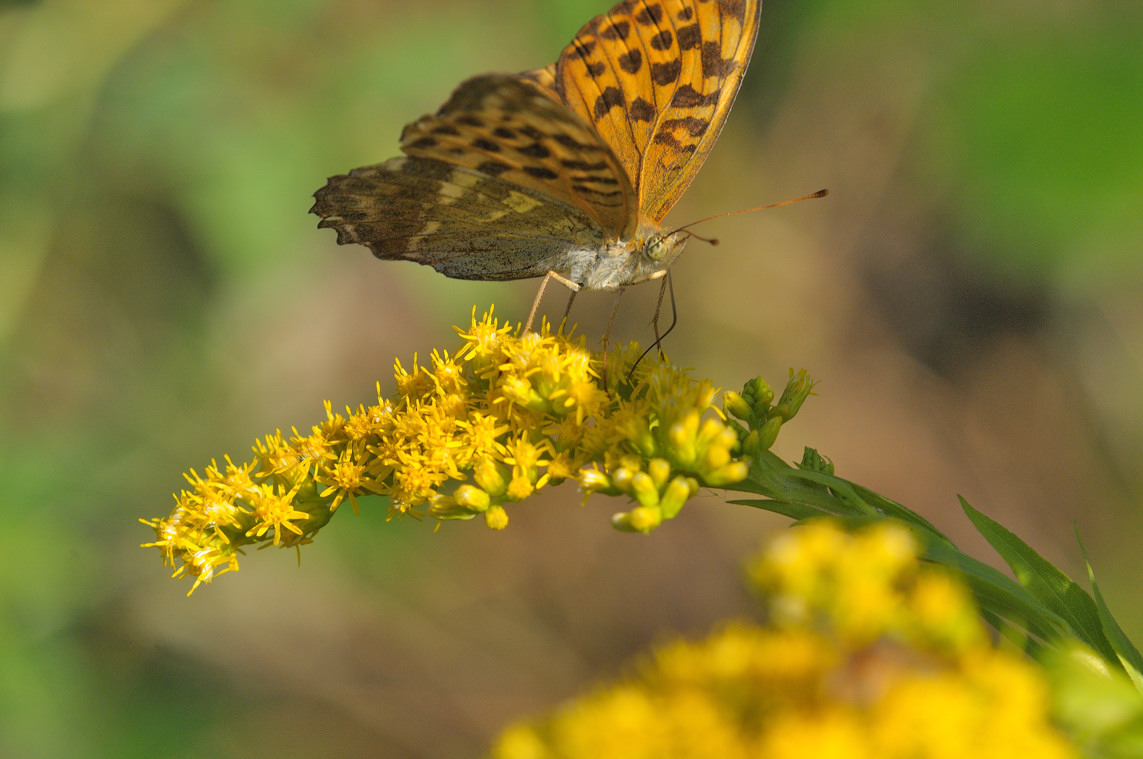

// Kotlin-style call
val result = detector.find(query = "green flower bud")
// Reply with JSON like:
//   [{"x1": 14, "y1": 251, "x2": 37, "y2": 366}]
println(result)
[
  {"x1": 428, "y1": 494, "x2": 476, "y2": 521},
  {"x1": 611, "y1": 466, "x2": 636, "y2": 493},
  {"x1": 774, "y1": 369, "x2": 815, "y2": 421},
  {"x1": 659, "y1": 476, "x2": 693, "y2": 519},
  {"x1": 612, "y1": 505, "x2": 661, "y2": 534},
  {"x1": 755, "y1": 417, "x2": 783, "y2": 452},
  {"x1": 741, "y1": 377, "x2": 775, "y2": 416},
  {"x1": 484, "y1": 505, "x2": 509, "y2": 530},
  {"x1": 704, "y1": 462, "x2": 749, "y2": 487},
  {"x1": 631, "y1": 471, "x2": 660, "y2": 508},
  {"x1": 579, "y1": 467, "x2": 613, "y2": 493},
  {"x1": 454, "y1": 484, "x2": 491, "y2": 512},
  {"x1": 723, "y1": 390, "x2": 752, "y2": 421},
  {"x1": 474, "y1": 458, "x2": 508, "y2": 497},
  {"x1": 798, "y1": 447, "x2": 834, "y2": 475},
  {"x1": 647, "y1": 458, "x2": 672, "y2": 490}
]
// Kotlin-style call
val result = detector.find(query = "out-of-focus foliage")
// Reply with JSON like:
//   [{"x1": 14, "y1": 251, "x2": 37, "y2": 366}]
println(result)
[{"x1": 1, "y1": 1, "x2": 1140, "y2": 757}]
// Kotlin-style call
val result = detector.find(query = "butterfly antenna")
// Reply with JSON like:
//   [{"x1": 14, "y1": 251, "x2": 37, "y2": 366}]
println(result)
[
  {"x1": 669, "y1": 188, "x2": 829, "y2": 238},
  {"x1": 682, "y1": 230, "x2": 720, "y2": 246}
]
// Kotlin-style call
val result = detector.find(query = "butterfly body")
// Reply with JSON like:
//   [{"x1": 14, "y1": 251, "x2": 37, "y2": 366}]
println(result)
[
  {"x1": 312, "y1": 0, "x2": 759, "y2": 295},
  {"x1": 576, "y1": 227, "x2": 689, "y2": 291}
]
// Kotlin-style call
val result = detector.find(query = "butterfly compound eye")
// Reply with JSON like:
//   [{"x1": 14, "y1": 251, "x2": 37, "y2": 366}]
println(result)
[{"x1": 645, "y1": 235, "x2": 672, "y2": 261}]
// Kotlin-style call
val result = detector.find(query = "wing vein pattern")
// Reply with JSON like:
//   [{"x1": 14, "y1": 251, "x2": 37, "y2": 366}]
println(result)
[{"x1": 547, "y1": 0, "x2": 761, "y2": 223}]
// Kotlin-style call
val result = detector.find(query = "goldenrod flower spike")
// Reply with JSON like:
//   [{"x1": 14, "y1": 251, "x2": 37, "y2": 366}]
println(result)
[{"x1": 145, "y1": 307, "x2": 807, "y2": 591}]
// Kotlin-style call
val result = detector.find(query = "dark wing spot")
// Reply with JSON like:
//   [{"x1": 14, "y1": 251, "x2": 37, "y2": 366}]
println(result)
[
  {"x1": 593, "y1": 86, "x2": 626, "y2": 119},
  {"x1": 661, "y1": 116, "x2": 710, "y2": 137},
  {"x1": 493, "y1": 126, "x2": 515, "y2": 139},
  {"x1": 670, "y1": 84, "x2": 718, "y2": 108},
  {"x1": 618, "y1": 49, "x2": 643, "y2": 74},
  {"x1": 652, "y1": 132, "x2": 697, "y2": 153},
  {"x1": 629, "y1": 96, "x2": 655, "y2": 122},
  {"x1": 572, "y1": 184, "x2": 624, "y2": 198},
  {"x1": 651, "y1": 59, "x2": 682, "y2": 86},
  {"x1": 571, "y1": 174, "x2": 619, "y2": 185},
  {"x1": 431, "y1": 125, "x2": 460, "y2": 136},
  {"x1": 553, "y1": 134, "x2": 590, "y2": 150},
  {"x1": 455, "y1": 115, "x2": 484, "y2": 127},
  {"x1": 586, "y1": 59, "x2": 607, "y2": 77},
  {"x1": 676, "y1": 23, "x2": 702, "y2": 50},
  {"x1": 634, "y1": 4, "x2": 664, "y2": 24},
  {"x1": 701, "y1": 41, "x2": 735, "y2": 78},
  {"x1": 408, "y1": 137, "x2": 438, "y2": 149},
  {"x1": 649, "y1": 30, "x2": 674, "y2": 50},
  {"x1": 718, "y1": 0, "x2": 746, "y2": 21},
  {"x1": 477, "y1": 160, "x2": 512, "y2": 176},
  {"x1": 561, "y1": 159, "x2": 609, "y2": 171},
  {"x1": 523, "y1": 166, "x2": 559, "y2": 179},
  {"x1": 599, "y1": 20, "x2": 630, "y2": 40},
  {"x1": 676, "y1": 7, "x2": 694, "y2": 21},
  {"x1": 519, "y1": 125, "x2": 544, "y2": 141},
  {"x1": 472, "y1": 138, "x2": 501, "y2": 152},
  {"x1": 519, "y1": 143, "x2": 551, "y2": 158}
]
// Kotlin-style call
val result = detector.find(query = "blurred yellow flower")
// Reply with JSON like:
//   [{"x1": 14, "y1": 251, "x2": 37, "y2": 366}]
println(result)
[
  {"x1": 749, "y1": 520, "x2": 987, "y2": 652},
  {"x1": 489, "y1": 521, "x2": 1076, "y2": 759}
]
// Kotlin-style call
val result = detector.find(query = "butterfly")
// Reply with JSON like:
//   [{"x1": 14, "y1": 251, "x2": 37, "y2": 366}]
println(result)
[{"x1": 311, "y1": 0, "x2": 762, "y2": 329}]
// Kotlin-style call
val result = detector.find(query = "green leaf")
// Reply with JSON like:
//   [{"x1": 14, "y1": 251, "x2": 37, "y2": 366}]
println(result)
[
  {"x1": 917, "y1": 530, "x2": 1071, "y2": 646},
  {"x1": 851, "y1": 484, "x2": 949, "y2": 545},
  {"x1": 738, "y1": 463, "x2": 956, "y2": 551},
  {"x1": 728, "y1": 498, "x2": 833, "y2": 521},
  {"x1": 736, "y1": 468, "x2": 868, "y2": 518},
  {"x1": 1046, "y1": 645, "x2": 1143, "y2": 756},
  {"x1": 1078, "y1": 533, "x2": 1143, "y2": 696},
  {"x1": 960, "y1": 497, "x2": 1117, "y2": 663}
]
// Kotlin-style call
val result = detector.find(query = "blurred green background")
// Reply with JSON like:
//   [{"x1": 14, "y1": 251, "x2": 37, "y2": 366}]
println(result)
[{"x1": 2, "y1": 0, "x2": 1141, "y2": 756}]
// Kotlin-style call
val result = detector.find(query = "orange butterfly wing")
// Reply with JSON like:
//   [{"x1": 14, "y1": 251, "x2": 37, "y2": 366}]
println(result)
[{"x1": 526, "y1": 0, "x2": 761, "y2": 224}]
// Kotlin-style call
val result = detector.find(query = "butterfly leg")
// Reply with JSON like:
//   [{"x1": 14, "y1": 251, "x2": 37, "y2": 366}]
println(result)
[
  {"x1": 560, "y1": 290, "x2": 578, "y2": 333},
  {"x1": 602, "y1": 288, "x2": 626, "y2": 346},
  {"x1": 598, "y1": 288, "x2": 627, "y2": 389},
  {"x1": 525, "y1": 270, "x2": 581, "y2": 333}
]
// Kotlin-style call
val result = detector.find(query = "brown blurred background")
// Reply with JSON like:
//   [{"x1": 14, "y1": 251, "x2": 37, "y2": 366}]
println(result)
[{"x1": 2, "y1": 0, "x2": 1141, "y2": 756}]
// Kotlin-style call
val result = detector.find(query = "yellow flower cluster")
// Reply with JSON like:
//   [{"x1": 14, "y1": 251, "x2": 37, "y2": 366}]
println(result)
[
  {"x1": 490, "y1": 521, "x2": 1076, "y2": 759},
  {"x1": 142, "y1": 309, "x2": 757, "y2": 592},
  {"x1": 749, "y1": 520, "x2": 987, "y2": 652}
]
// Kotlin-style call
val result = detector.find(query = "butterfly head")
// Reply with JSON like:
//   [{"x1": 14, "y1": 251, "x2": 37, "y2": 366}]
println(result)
[
  {"x1": 594, "y1": 227, "x2": 689, "y2": 289},
  {"x1": 644, "y1": 230, "x2": 687, "y2": 264},
  {"x1": 635, "y1": 226, "x2": 689, "y2": 275}
]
